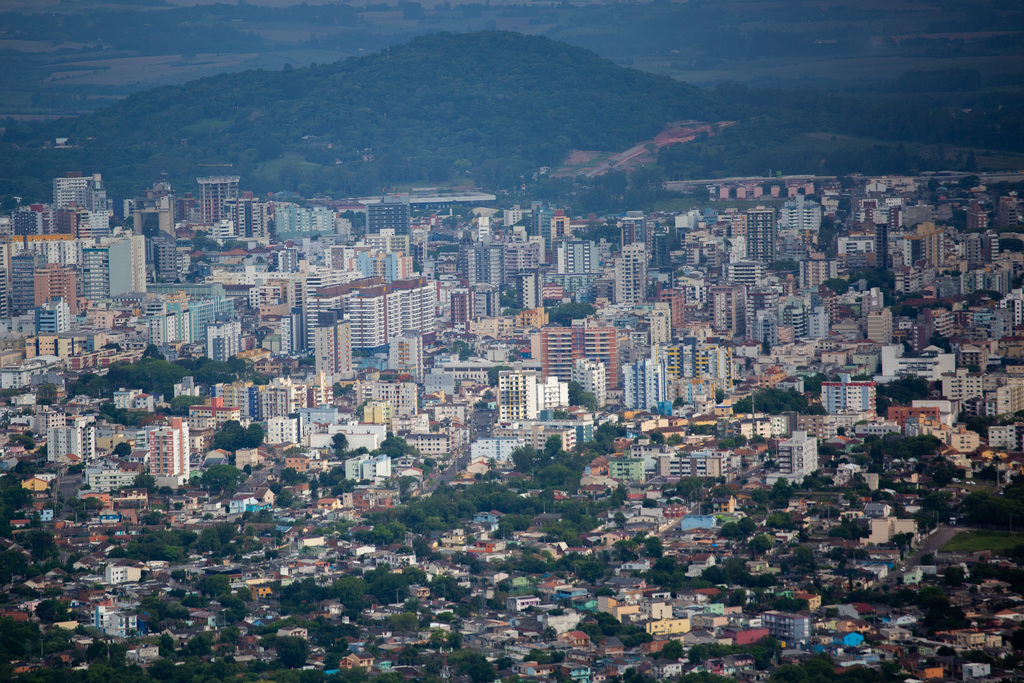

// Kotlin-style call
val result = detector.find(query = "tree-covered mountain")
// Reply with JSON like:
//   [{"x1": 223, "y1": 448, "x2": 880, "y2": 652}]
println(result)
[{"x1": 0, "y1": 31, "x2": 717, "y2": 200}]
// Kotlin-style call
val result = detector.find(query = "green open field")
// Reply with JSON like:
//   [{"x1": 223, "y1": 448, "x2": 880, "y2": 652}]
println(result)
[{"x1": 942, "y1": 530, "x2": 1024, "y2": 555}]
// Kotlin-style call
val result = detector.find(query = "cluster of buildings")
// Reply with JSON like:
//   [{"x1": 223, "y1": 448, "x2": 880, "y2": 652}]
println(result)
[{"x1": 2, "y1": 171, "x2": 1024, "y2": 680}]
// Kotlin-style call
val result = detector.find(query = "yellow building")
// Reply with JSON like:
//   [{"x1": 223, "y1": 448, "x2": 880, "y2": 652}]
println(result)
[
  {"x1": 21, "y1": 477, "x2": 50, "y2": 492},
  {"x1": 644, "y1": 617, "x2": 691, "y2": 636},
  {"x1": 516, "y1": 307, "x2": 549, "y2": 328},
  {"x1": 363, "y1": 401, "x2": 393, "y2": 428}
]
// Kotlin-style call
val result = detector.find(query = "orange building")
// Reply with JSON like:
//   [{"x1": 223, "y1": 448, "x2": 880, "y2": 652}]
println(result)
[
  {"x1": 888, "y1": 405, "x2": 941, "y2": 428},
  {"x1": 34, "y1": 264, "x2": 78, "y2": 314}
]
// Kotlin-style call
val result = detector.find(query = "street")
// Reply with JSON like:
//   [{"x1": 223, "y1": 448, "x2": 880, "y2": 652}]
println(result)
[{"x1": 883, "y1": 524, "x2": 963, "y2": 585}]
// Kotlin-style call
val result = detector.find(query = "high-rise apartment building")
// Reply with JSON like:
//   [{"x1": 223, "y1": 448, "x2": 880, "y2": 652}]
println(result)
[
  {"x1": 778, "y1": 194, "x2": 821, "y2": 232},
  {"x1": 197, "y1": 176, "x2": 240, "y2": 223},
  {"x1": 745, "y1": 206, "x2": 776, "y2": 262},
  {"x1": 541, "y1": 209, "x2": 571, "y2": 250},
  {"x1": 34, "y1": 263, "x2": 78, "y2": 314},
  {"x1": 35, "y1": 298, "x2": 71, "y2": 334},
  {"x1": 808, "y1": 306, "x2": 829, "y2": 339},
  {"x1": 777, "y1": 430, "x2": 818, "y2": 481},
  {"x1": 148, "y1": 417, "x2": 190, "y2": 479},
  {"x1": 753, "y1": 310, "x2": 778, "y2": 350},
  {"x1": 53, "y1": 172, "x2": 106, "y2": 212},
  {"x1": 367, "y1": 194, "x2": 411, "y2": 236},
  {"x1": 899, "y1": 222, "x2": 943, "y2": 269},
  {"x1": 798, "y1": 258, "x2": 838, "y2": 289},
  {"x1": 503, "y1": 241, "x2": 542, "y2": 278},
  {"x1": 133, "y1": 189, "x2": 175, "y2": 239},
  {"x1": 557, "y1": 240, "x2": 598, "y2": 275},
  {"x1": 337, "y1": 277, "x2": 436, "y2": 350},
  {"x1": 224, "y1": 192, "x2": 271, "y2": 239},
  {"x1": 388, "y1": 331, "x2": 424, "y2": 381},
  {"x1": 997, "y1": 194, "x2": 1020, "y2": 229},
  {"x1": 693, "y1": 343, "x2": 733, "y2": 391},
  {"x1": 207, "y1": 320, "x2": 242, "y2": 362},
  {"x1": 620, "y1": 211, "x2": 647, "y2": 248},
  {"x1": 47, "y1": 413, "x2": 96, "y2": 464},
  {"x1": 866, "y1": 307, "x2": 893, "y2": 344},
  {"x1": 461, "y1": 243, "x2": 505, "y2": 288},
  {"x1": 614, "y1": 242, "x2": 648, "y2": 304},
  {"x1": 313, "y1": 313, "x2": 353, "y2": 382},
  {"x1": 726, "y1": 260, "x2": 767, "y2": 288},
  {"x1": 708, "y1": 284, "x2": 747, "y2": 337},
  {"x1": 540, "y1": 321, "x2": 619, "y2": 393},
  {"x1": 11, "y1": 252, "x2": 43, "y2": 315},
  {"x1": 623, "y1": 357, "x2": 668, "y2": 411},
  {"x1": 518, "y1": 271, "x2": 542, "y2": 309},
  {"x1": 657, "y1": 289, "x2": 685, "y2": 333},
  {"x1": 821, "y1": 374, "x2": 876, "y2": 415},
  {"x1": 571, "y1": 358, "x2": 607, "y2": 408},
  {"x1": 497, "y1": 369, "x2": 539, "y2": 421},
  {"x1": 81, "y1": 237, "x2": 146, "y2": 301}
]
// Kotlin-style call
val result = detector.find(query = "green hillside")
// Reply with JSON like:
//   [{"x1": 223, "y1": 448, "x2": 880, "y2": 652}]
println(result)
[{"x1": 0, "y1": 31, "x2": 717, "y2": 200}]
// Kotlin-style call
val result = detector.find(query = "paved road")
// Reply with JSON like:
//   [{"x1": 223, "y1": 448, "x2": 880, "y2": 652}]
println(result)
[
  {"x1": 883, "y1": 525, "x2": 963, "y2": 584},
  {"x1": 56, "y1": 473, "x2": 81, "y2": 519}
]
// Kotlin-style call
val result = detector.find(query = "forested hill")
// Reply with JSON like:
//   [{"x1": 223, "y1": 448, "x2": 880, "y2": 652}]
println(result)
[{"x1": 0, "y1": 31, "x2": 716, "y2": 200}]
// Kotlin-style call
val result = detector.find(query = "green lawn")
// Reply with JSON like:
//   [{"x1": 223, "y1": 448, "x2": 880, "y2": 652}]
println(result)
[{"x1": 942, "y1": 530, "x2": 1024, "y2": 555}]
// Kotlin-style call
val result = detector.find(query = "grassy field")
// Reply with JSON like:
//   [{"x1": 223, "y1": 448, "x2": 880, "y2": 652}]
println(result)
[{"x1": 942, "y1": 530, "x2": 1024, "y2": 555}]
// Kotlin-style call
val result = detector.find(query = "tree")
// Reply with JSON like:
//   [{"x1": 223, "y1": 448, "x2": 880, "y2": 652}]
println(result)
[
  {"x1": 133, "y1": 473, "x2": 157, "y2": 493},
  {"x1": 201, "y1": 465, "x2": 246, "y2": 494},
  {"x1": 143, "y1": 344, "x2": 165, "y2": 360},
  {"x1": 198, "y1": 574, "x2": 231, "y2": 597},
  {"x1": 35, "y1": 598, "x2": 70, "y2": 623},
  {"x1": 28, "y1": 529, "x2": 55, "y2": 560},
  {"x1": 386, "y1": 612, "x2": 419, "y2": 633},
  {"x1": 0, "y1": 550, "x2": 29, "y2": 583},
  {"x1": 749, "y1": 534, "x2": 775, "y2": 557},
  {"x1": 212, "y1": 420, "x2": 264, "y2": 452},
  {"x1": 112, "y1": 442, "x2": 132, "y2": 458},
  {"x1": 659, "y1": 639, "x2": 685, "y2": 660},
  {"x1": 644, "y1": 535, "x2": 664, "y2": 558},
  {"x1": 944, "y1": 566, "x2": 965, "y2": 587},
  {"x1": 455, "y1": 652, "x2": 497, "y2": 683},
  {"x1": 332, "y1": 433, "x2": 349, "y2": 457},
  {"x1": 276, "y1": 635, "x2": 310, "y2": 668},
  {"x1": 170, "y1": 395, "x2": 207, "y2": 414},
  {"x1": 568, "y1": 380, "x2": 599, "y2": 410}
]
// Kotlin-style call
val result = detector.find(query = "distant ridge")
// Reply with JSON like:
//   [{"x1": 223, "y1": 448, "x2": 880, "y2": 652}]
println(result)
[{"x1": 0, "y1": 31, "x2": 716, "y2": 198}]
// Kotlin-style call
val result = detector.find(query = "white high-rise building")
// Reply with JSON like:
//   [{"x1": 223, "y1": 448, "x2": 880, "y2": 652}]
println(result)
[
  {"x1": 341, "y1": 277, "x2": 436, "y2": 350},
  {"x1": 557, "y1": 240, "x2": 598, "y2": 275},
  {"x1": 197, "y1": 176, "x2": 240, "y2": 222},
  {"x1": 623, "y1": 357, "x2": 668, "y2": 411},
  {"x1": 753, "y1": 310, "x2": 778, "y2": 350},
  {"x1": 313, "y1": 314, "x2": 353, "y2": 382},
  {"x1": 571, "y1": 358, "x2": 607, "y2": 408},
  {"x1": 47, "y1": 414, "x2": 96, "y2": 464},
  {"x1": 778, "y1": 194, "x2": 822, "y2": 232},
  {"x1": 345, "y1": 453, "x2": 392, "y2": 483},
  {"x1": 53, "y1": 172, "x2": 106, "y2": 212},
  {"x1": 726, "y1": 261, "x2": 768, "y2": 288},
  {"x1": 614, "y1": 243, "x2": 648, "y2": 304},
  {"x1": 266, "y1": 416, "x2": 299, "y2": 445},
  {"x1": 207, "y1": 320, "x2": 242, "y2": 362},
  {"x1": 388, "y1": 331, "x2": 424, "y2": 381},
  {"x1": 148, "y1": 417, "x2": 190, "y2": 479},
  {"x1": 777, "y1": 430, "x2": 818, "y2": 481},
  {"x1": 535, "y1": 376, "x2": 569, "y2": 413},
  {"x1": 81, "y1": 236, "x2": 146, "y2": 300},
  {"x1": 808, "y1": 306, "x2": 829, "y2": 339},
  {"x1": 498, "y1": 369, "x2": 539, "y2": 421}
]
